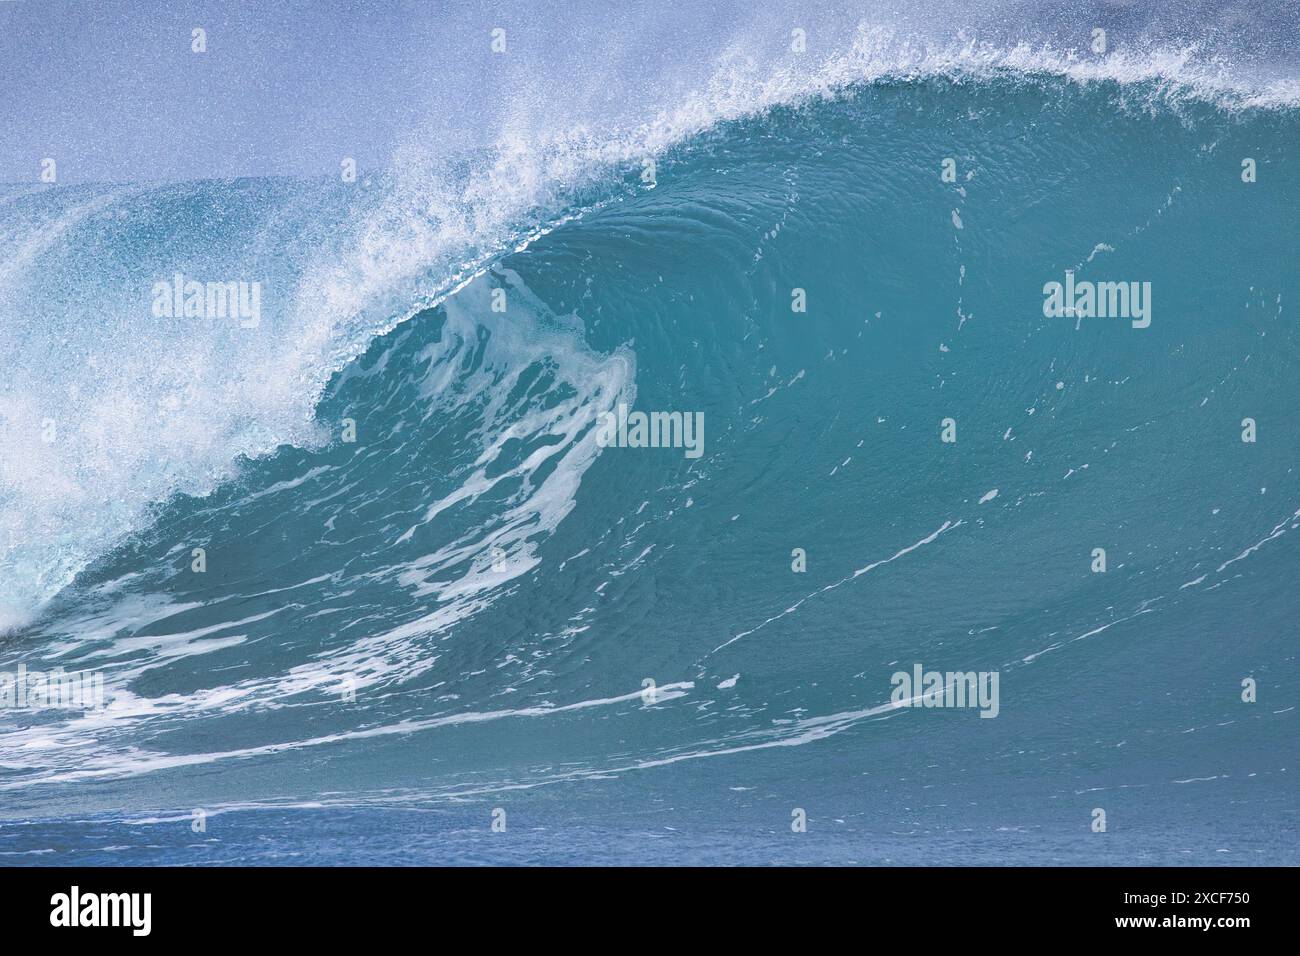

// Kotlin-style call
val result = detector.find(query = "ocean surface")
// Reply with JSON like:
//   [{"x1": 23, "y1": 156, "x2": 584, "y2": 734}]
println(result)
[{"x1": 1, "y1": 2, "x2": 1297, "y2": 864}]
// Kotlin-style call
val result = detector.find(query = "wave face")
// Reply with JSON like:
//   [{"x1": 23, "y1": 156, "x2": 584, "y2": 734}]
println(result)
[{"x1": 2, "y1": 25, "x2": 1299, "y2": 863}]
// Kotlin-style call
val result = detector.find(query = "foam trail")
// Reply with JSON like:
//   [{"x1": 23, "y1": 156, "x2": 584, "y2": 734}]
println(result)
[{"x1": 714, "y1": 520, "x2": 963, "y2": 652}]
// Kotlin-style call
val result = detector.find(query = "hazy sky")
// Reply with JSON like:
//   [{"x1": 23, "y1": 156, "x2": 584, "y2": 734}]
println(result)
[{"x1": 1, "y1": 0, "x2": 1292, "y2": 184}]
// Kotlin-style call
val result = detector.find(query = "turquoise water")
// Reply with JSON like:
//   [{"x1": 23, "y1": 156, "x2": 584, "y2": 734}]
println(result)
[{"x1": 1, "y1": 35, "x2": 1298, "y2": 863}]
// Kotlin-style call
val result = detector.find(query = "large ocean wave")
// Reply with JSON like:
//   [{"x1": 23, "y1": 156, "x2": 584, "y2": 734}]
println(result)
[{"x1": 1, "y1": 18, "x2": 1297, "y2": 863}]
